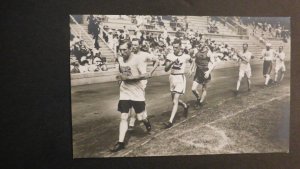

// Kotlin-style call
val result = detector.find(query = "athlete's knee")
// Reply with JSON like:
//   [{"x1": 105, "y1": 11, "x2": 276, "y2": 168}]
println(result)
[
  {"x1": 120, "y1": 113, "x2": 129, "y2": 121},
  {"x1": 136, "y1": 112, "x2": 144, "y2": 121},
  {"x1": 172, "y1": 95, "x2": 179, "y2": 105},
  {"x1": 191, "y1": 82, "x2": 198, "y2": 91},
  {"x1": 202, "y1": 85, "x2": 207, "y2": 91},
  {"x1": 192, "y1": 88, "x2": 197, "y2": 93}
]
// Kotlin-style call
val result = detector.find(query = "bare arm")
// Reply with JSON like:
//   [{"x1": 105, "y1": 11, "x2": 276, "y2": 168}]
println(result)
[
  {"x1": 188, "y1": 59, "x2": 196, "y2": 77},
  {"x1": 149, "y1": 57, "x2": 160, "y2": 75},
  {"x1": 116, "y1": 73, "x2": 151, "y2": 81},
  {"x1": 164, "y1": 59, "x2": 175, "y2": 72},
  {"x1": 236, "y1": 51, "x2": 250, "y2": 63}
]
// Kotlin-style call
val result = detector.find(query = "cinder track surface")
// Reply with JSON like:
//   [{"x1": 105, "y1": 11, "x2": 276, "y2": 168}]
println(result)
[{"x1": 71, "y1": 62, "x2": 290, "y2": 158}]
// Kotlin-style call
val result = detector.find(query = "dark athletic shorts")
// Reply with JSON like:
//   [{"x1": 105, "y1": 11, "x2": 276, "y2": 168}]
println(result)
[
  {"x1": 118, "y1": 100, "x2": 145, "y2": 113},
  {"x1": 194, "y1": 67, "x2": 211, "y2": 84},
  {"x1": 263, "y1": 60, "x2": 273, "y2": 76}
]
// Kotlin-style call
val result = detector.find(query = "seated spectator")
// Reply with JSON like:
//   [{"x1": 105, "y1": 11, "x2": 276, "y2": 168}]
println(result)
[
  {"x1": 73, "y1": 40, "x2": 89, "y2": 62},
  {"x1": 71, "y1": 61, "x2": 80, "y2": 74},
  {"x1": 93, "y1": 56, "x2": 108, "y2": 72},
  {"x1": 79, "y1": 57, "x2": 91, "y2": 73}
]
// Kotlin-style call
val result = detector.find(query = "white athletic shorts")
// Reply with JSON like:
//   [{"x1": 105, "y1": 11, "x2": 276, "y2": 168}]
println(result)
[
  {"x1": 275, "y1": 63, "x2": 286, "y2": 72},
  {"x1": 239, "y1": 64, "x2": 252, "y2": 78},
  {"x1": 169, "y1": 74, "x2": 186, "y2": 94}
]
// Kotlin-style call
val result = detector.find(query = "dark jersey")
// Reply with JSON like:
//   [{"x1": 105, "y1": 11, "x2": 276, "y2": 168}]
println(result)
[{"x1": 195, "y1": 49, "x2": 211, "y2": 70}]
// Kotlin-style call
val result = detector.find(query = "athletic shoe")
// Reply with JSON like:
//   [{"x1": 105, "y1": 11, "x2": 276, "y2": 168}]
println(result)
[
  {"x1": 163, "y1": 121, "x2": 173, "y2": 129},
  {"x1": 198, "y1": 102, "x2": 204, "y2": 108},
  {"x1": 234, "y1": 90, "x2": 239, "y2": 96},
  {"x1": 110, "y1": 142, "x2": 125, "y2": 152},
  {"x1": 194, "y1": 99, "x2": 200, "y2": 108},
  {"x1": 143, "y1": 119, "x2": 151, "y2": 132},
  {"x1": 248, "y1": 88, "x2": 251, "y2": 92},
  {"x1": 183, "y1": 104, "x2": 189, "y2": 118},
  {"x1": 127, "y1": 126, "x2": 134, "y2": 132}
]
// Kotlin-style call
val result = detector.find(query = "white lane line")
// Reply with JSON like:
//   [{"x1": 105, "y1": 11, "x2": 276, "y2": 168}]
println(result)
[{"x1": 118, "y1": 94, "x2": 289, "y2": 157}]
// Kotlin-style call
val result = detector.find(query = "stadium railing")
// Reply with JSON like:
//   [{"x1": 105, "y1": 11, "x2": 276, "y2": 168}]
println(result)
[
  {"x1": 70, "y1": 15, "x2": 95, "y2": 46},
  {"x1": 216, "y1": 17, "x2": 248, "y2": 36},
  {"x1": 70, "y1": 15, "x2": 117, "y2": 58},
  {"x1": 70, "y1": 24, "x2": 92, "y2": 49}
]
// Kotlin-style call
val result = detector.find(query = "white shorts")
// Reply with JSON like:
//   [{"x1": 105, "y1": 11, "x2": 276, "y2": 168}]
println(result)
[
  {"x1": 239, "y1": 65, "x2": 251, "y2": 78},
  {"x1": 275, "y1": 63, "x2": 286, "y2": 72},
  {"x1": 169, "y1": 74, "x2": 186, "y2": 94}
]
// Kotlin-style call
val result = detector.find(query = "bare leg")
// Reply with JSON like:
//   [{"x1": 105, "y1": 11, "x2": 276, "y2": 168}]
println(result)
[
  {"x1": 199, "y1": 84, "x2": 207, "y2": 103},
  {"x1": 280, "y1": 71, "x2": 285, "y2": 82},
  {"x1": 236, "y1": 76, "x2": 242, "y2": 91},
  {"x1": 265, "y1": 74, "x2": 270, "y2": 85},
  {"x1": 129, "y1": 108, "x2": 136, "y2": 127},
  {"x1": 178, "y1": 99, "x2": 187, "y2": 108},
  {"x1": 191, "y1": 81, "x2": 200, "y2": 100},
  {"x1": 169, "y1": 93, "x2": 180, "y2": 123},
  {"x1": 247, "y1": 77, "x2": 251, "y2": 91},
  {"x1": 274, "y1": 71, "x2": 279, "y2": 82},
  {"x1": 119, "y1": 113, "x2": 129, "y2": 142},
  {"x1": 136, "y1": 110, "x2": 151, "y2": 132}
]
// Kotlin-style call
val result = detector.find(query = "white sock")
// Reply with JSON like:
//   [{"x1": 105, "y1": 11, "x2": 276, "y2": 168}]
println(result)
[
  {"x1": 119, "y1": 114, "x2": 128, "y2": 142},
  {"x1": 265, "y1": 74, "x2": 270, "y2": 85}
]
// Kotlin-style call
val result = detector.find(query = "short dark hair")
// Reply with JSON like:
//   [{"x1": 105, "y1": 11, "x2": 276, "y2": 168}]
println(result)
[
  {"x1": 119, "y1": 40, "x2": 132, "y2": 49},
  {"x1": 172, "y1": 39, "x2": 181, "y2": 46},
  {"x1": 131, "y1": 38, "x2": 140, "y2": 43},
  {"x1": 157, "y1": 40, "x2": 165, "y2": 47},
  {"x1": 243, "y1": 43, "x2": 248, "y2": 47}
]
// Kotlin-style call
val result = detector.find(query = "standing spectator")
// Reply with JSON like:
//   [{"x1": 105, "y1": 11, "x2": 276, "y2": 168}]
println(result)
[
  {"x1": 165, "y1": 35, "x2": 171, "y2": 46},
  {"x1": 123, "y1": 26, "x2": 129, "y2": 37},
  {"x1": 135, "y1": 26, "x2": 142, "y2": 39},
  {"x1": 92, "y1": 20, "x2": 101, "y2": 49},
  {"x1": 112, "y1": 35, "x2": 119, "y2": 58},
  {"x1": 224, "y1": 16, "x2": 227, "y2": 26},
  {"x1": 184, "y1": 16, "x2": 189, "y2": 31},
  {"x1": 87, "y1": 15, "x2": 94, "y2": 34},
  {"x1": 268, "y1": 23, "x2": 272, "y2": 33}
]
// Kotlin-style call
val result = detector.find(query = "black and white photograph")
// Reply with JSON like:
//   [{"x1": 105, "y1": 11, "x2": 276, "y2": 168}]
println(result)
[{"x1": 70, "y1": 15, "x2": 290, "y2": 158}]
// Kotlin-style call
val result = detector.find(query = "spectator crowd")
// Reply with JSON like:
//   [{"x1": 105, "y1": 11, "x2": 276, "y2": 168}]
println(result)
[{"x1": 70, "y1": 16, "x2": 289, "y2": 74}]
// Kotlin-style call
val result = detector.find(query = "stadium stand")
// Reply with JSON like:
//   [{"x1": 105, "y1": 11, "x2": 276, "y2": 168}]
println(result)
[{"x1": 70, "y1": 15, "x2": 290, "y2": 86}]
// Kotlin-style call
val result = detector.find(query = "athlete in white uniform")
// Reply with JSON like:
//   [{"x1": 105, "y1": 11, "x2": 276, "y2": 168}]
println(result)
[
  {"x1": 111, "y1": 40, "x2": 154, "y2": 152},
  {"x1": 274, "y1": 46, "x2": 286, "y2": 84},
  {"x1": 125, "y1": 39, "x2": 159, "y2": 131},
  {"x1": 261, "y1": 43, "x2": 276, "y2": 86},
  {"x1": 235, "y1": 43, "x2": 252, "y2": 95},
  {"x1": 163, "y1": 40, "x2": 191, "y2": 128}
]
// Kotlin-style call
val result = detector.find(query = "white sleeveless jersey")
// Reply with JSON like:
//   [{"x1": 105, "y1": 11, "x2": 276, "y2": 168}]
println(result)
[{"x1": 166, "y1": 52, "x2": 191, "y2": 74}]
